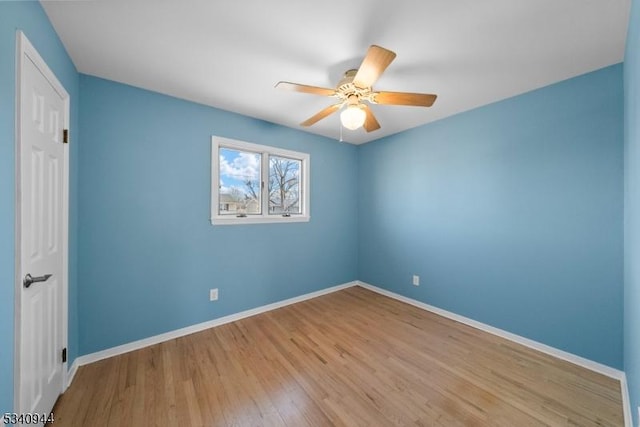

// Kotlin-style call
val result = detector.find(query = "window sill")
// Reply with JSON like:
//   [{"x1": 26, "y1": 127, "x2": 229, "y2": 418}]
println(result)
[{"x1": 210, "y1": 215, "x2": 310, "y2": 225}]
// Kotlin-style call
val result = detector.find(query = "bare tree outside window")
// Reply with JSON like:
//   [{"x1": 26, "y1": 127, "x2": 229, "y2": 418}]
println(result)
[{"x1": 269, "y1": 156, "x2": 301, "y2": 215}]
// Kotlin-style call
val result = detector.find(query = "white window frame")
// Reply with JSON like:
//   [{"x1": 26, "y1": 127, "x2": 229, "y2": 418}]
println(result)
[{"x1": 211, "y1": 136, "x2": 310, "y2": 225}]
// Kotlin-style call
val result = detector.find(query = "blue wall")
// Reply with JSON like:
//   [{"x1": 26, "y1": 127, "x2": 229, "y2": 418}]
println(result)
[
  {"x1": 0, "y1": 1, "x2": 79, "y2": 414},
  {"x1": 358, "y1": 65, "x2": 624, "y2": 368},
  {"x1": 624, "y1": 0, "x2": 640, "y2": 422},
  {"x1": 77, "y1": 75, "x2": 358, "y2": 355}
]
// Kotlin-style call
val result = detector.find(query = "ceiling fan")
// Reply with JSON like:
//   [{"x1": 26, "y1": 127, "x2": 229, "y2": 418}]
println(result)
[{"x1": 275, "y1": 45, "x2": 437, "y2": 132}]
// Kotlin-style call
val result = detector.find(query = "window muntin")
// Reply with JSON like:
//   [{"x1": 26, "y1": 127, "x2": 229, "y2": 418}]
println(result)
[{"x1": 211, "y1": 136, "x2": 310, "y2": 225}]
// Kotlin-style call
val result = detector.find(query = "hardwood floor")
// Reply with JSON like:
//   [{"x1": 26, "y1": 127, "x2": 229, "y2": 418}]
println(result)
[{"x1": 51, "y1": 287, "x2": 624, "y2": 426}]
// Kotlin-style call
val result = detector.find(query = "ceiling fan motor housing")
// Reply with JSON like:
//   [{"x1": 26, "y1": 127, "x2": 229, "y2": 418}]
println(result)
[{"x1": 337, "y1": 69, "x2": 373, "y2": 103}]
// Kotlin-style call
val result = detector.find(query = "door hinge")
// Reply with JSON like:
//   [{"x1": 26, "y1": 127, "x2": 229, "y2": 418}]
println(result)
[
  {"x1": 63, "y1": 129, "x2": 69, "y2": 144},
  {"x1": 61, "y1": 347, "x2": 67, "y2": 363}
]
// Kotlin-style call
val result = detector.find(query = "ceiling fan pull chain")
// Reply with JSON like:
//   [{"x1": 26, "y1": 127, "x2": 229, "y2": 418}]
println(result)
[{"x1": 339, "y1": 122, "x2": 343, "y2": 142}]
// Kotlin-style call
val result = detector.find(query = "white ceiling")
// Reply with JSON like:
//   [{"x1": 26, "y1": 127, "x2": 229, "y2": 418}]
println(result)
[{"x1": 41, "y1": 0, "x2": 630, "y2": 144}]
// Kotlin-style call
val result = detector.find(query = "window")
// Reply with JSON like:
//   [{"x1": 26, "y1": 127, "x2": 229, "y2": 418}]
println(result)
[{"x1": 211, "y1": 136, "x2": 310, "y2": 225}]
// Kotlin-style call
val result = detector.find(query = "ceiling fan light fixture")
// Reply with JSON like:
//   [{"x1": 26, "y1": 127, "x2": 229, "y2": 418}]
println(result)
[{"x1": 340, "y1": 104, "x2": 366, "y2": 130}]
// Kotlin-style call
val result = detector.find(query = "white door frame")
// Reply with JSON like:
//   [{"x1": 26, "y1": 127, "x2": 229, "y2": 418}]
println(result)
[{"x1": 13, "y1": 30, "x2": 70, "y2": 412}]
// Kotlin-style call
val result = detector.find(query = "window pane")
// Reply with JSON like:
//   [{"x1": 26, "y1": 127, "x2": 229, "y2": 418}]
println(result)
[
  {"x1": 269, "y1": 155, "x2": 301, "y2": 215},
  {"x1": 218, "y1": 147, "x2": 261, "y2": 216}
]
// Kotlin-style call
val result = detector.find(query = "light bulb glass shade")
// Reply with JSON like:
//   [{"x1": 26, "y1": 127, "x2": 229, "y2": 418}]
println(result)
[{"x1": 340, "y1": 105, "x2": 366, "y2": 130}]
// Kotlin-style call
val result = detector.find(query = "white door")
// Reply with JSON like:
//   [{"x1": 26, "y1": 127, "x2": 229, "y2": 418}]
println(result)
[{"x1": 16, "y1": 32, "x2": 69, "y2": 421}]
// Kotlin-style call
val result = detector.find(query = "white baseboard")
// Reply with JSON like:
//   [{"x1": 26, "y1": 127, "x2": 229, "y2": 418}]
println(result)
[
  {"x1": 66, "y1": 359, "x2": 78, "y2": 390},
  {"x1": 71, "y1": 281, "x2": 358, "y2": 370},
  {"x1": 620, "y1": 373, "x2": 633, "y2": 427},
  {"x1": 356, "y1": 281, "x2": 625, "y2": 380}
]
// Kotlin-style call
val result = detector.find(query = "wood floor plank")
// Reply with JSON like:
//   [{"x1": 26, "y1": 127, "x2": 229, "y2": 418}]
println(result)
[{"x1": 50, "y1": 287, "x2": 624, "y2": 426}]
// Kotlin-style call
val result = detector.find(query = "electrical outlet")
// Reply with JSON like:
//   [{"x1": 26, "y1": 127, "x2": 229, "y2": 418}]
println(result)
[
  {"x1": 209, "y1": 288, "x2": 218, "y2": 301},
  {"x1": 412, "y1": 275, "x2": 420, "y2": 286}
]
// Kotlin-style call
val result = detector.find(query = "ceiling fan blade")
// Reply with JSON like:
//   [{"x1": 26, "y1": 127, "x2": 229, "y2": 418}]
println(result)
[
  {"x1": 276, "y1": 81, "x2": 337, "y2": 97},
  {"x1": 353, "y1": 45, "x2": 397, "y2": 89},
  {"x1": 362, "y1": 104, "x2": 381, "y2": 132},
  {"x1": 300, "y1": 103, "x2": 342, "y2": 127},
  {"x1": 373, "y1": 91, "x2": 437, "y2": 107}
]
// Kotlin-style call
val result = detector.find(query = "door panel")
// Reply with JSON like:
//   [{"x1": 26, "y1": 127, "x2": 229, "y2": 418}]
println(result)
[{"x1": 47, "y1": 156, "x2": 59, "y2": 254}]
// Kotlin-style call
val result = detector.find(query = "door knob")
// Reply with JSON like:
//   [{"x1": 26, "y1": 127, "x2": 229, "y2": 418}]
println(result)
[{"x1": 23, "y1": 273, "x2": 52, "y2": 288}]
